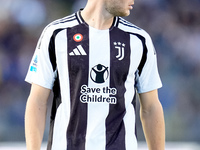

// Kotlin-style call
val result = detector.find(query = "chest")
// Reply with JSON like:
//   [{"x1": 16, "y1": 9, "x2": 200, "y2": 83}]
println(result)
[{"x1": 67, "y1": 26, "x2": 133, "y2": 79}]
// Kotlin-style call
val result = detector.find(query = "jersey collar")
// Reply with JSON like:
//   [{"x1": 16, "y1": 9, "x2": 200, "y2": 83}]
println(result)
[{"x1": 76, "y1": 9, "x2": 120, "y2": 29}]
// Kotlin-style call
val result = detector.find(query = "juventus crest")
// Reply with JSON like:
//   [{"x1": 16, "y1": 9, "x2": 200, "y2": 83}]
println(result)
[{"x1": 114, "y1": 42, "x2": 125, "y2": 61}]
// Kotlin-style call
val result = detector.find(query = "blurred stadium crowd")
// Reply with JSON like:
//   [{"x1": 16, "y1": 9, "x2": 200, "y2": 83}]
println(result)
[{"x1": 0, "y1": 0, "x2": 200, "y2": 143}]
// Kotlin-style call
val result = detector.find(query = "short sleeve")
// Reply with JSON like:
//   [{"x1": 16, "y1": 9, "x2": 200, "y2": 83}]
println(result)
[
  {"x1": 135, "y1": 33, "x2": 162, "y2": 93},
  {"x1": 25, "y1": 27, "x2": 56, "y2": 89}
]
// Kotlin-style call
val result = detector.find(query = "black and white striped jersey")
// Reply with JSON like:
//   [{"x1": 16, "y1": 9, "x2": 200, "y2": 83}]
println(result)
[{"x1": 25, "y1": 10, "x2": 162, "y2": 150}]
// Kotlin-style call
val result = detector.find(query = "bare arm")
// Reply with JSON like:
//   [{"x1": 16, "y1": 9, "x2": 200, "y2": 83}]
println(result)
[
  {"x1": 139, "y1": 90, "x2": 165, "y2": 150},
  {"x1": 25, "y1": 83, "x2": 51, "y2": 150}
]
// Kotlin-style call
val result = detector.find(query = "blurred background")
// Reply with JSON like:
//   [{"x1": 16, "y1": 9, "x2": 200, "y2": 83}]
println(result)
[{"x1": 0, "y1": 0, "x2": 200, "y2": 148}]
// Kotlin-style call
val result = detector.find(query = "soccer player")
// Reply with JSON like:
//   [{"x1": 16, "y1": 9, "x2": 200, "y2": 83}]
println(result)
[{"x1": 25, "y1": 0, "x2": 165, "y2": 150}]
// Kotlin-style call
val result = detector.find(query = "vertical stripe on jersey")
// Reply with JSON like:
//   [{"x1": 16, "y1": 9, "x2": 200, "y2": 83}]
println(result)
[
  {"x1": 106, "y1": 27, "x2": 131, "y2": 150},
  {"x1": 67, "y1": 24, "x2": 89, "y2": 150},
  {"x1": 51, "y1": 29, "x2": 71, "y2": 149},
  {"x1": 122, "y1": 33, "x2": 145, "y2": 150},
  {"x1": 85, "y1": 27, "x2": 110, "y2": 150},
  {"x1": 47, "y1": 29, "x2": 63, "y2": 150},
  {"x1": 47, "y1": 72, "x2": 61, "y2": 150},
  {"x1": 130, "y1": 33, "x2": 147, "y2": 76}
]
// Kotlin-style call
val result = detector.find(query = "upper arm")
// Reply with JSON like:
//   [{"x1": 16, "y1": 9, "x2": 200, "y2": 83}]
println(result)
[
  {"x1": 138, "y1": 89, "x2": 160, "y2": 111},
  {"x1": 28, "y1": 83, "x2": 51, "y2": 106}
]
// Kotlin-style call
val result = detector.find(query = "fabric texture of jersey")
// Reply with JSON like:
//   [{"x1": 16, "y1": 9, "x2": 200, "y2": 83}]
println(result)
[{"x1": 25, "y1": 10, "x2": 162, "y2": 150}]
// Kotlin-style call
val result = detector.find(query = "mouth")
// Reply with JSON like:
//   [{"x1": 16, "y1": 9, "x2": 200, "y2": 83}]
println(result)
[{"x1": 128, "y1": 2, "x2": 134, "y2": 9}]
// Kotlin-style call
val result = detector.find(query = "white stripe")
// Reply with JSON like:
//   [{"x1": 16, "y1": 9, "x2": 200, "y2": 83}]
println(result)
[
  {"x1": 49, "y1": 14, "x2": 76, "y2": 26},
  {"x1": 85, "y1": 27, "x2": 110, "y2": 150},
  {"x1": 123, "y1": 35, "x2": 143, "y2": 150},
  {"x1": 73, "y1": 48, "x2": 81, "y2": 55},
  {"x1": 76, "y1": 11, "x2": 83, "y2": 24},
  {"x1": 77, "y1": 45, "x2": 87, "y2": 55},
  {"x1": 114, "y1": 17, "x2": 119, "y2": 27},
  {"x1": 51, "y1": 30, "x2": 71, "y2": 150},
  {"x1": 69, "y1": 52, "x2": 75, "y2": 55}
]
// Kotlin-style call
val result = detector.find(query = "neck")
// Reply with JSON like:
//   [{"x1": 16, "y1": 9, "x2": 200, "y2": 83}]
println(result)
[{"x1": 81, "y1": 0, "x2": 114, "y2": 30}]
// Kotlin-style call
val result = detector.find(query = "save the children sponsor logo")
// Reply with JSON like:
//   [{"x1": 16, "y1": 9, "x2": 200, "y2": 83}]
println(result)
[
  {"x1": 90, "y1": 64, "x2": 109, "y2": 84},
  {"x1": 80, "y1": 85, "x2": 117, "y2": 104},
  {"x1": 80, "y1": 64, "x2": 117, "y2": 104}
]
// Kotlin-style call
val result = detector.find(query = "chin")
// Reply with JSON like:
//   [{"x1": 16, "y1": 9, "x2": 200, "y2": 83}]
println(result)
[
  {"x1": 118, "y1": 11, "x2": 130, "y2": 17},
  {"x1": 109, "y1": 8, "x2": 130, "y2": 17},
  {"x1": 124, "y1": 12, "x2": 130, "y2": 17}
]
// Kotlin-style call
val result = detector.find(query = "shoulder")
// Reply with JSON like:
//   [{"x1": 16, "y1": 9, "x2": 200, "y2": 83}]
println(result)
[
  {"x1": 117, "y1": 17, "x2": 152, "y2": 41},
  {"x1": 49, "y1": 13, "x2": 78, "y2": 28},
  {"x1": 37, "y1": 12, "x2": 80, "y2": 47},
  {"x1": 41, "y1": 13, "x2": 79, "y2": 37}
]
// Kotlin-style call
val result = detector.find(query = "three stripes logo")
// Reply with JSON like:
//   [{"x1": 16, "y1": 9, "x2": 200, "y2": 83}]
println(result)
[{"x1": 69, "y1": 45, "x2": 87, "y2": 56}]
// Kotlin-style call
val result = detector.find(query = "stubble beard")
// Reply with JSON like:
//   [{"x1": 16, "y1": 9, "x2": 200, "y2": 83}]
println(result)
[{"x1": 105, "y1": 1, "x2": 130, "y2": 17}]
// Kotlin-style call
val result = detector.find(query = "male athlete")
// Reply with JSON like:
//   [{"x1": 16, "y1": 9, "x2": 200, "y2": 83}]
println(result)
[{"x1": 25, "y1": 0, "x2": 165, "y2": 150}]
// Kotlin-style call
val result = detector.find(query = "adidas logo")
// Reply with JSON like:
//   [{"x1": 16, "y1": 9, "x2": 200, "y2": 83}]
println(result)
[{"x1": 69, "y1": 45, "x2": 87, "y2": 56}]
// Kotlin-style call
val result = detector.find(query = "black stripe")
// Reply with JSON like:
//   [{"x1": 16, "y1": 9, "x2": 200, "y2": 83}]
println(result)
[
  {"x1": 67, "y1": 24, "x2": 89, "y2": 150},
  {"x1": 47, "y1": 72, "x2": 61, "y2": 150},
  {"x1": 115, "y1": 17, "x2": 120, "y2": 27},
  {"x1": 106, "y1": 27, "x2": 131, "y2": 150},
  {"x1": 47, "y1": 29, "x2": 65, "y2": 150},
  {"x1": 49, "y1": 29, "x2": 65, "y2": 71},
  {"x1": 129, "y1": 33, "x2": 147, "y2": 76},
  {"x1": 132, "y1": 89, "x2": 137, "y2": 139},
  {"x1": 110, "y1": 17, "x2": 119, "y2": 28},
  {"x1": 76, "y1": 11, "x2": 82, "y2": 24}
]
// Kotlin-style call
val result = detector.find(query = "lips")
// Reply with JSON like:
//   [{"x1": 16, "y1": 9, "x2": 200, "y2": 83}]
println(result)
[
  {"x1": 129, "y1": 5, "x2": 133, "y2": 9},
  {"x1": 129, "y1": 2, "x2": 134, "y2": 9}
]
